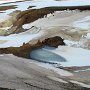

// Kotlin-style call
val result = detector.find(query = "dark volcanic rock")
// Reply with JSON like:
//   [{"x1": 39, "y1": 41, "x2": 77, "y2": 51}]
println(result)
[{"x1": 43, "y1": 36, "x2": 65, "y2": 47}]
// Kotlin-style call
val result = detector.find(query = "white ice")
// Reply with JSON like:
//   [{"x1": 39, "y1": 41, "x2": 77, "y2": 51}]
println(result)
[{"x1": 50, "y1": 46, "x2": 90, "y2": 67}]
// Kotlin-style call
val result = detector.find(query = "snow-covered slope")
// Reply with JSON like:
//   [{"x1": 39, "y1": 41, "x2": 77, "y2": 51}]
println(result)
[
  {"x1": 51, "y1": 46, "x2": 90, "y2": 67},
  {"x1": 0, "y1": 27, "x2": 43, "y2": 48},
  {"x1": 0, "y1": 0, "x2": 90, "y2": 8},
  {"x1": 0, "y1": 10, "x2": 90, "y2": 48},
  {"x1": 0, "y1": 0, "x2": 24, "y2": 4},
  {"x1": 0, "y1": 0, "x2": 90, "y2": 66},
  {"x1": 73, "y1": 16, "x2": 90, "y2": 29},
  {"x1": 30, "y1": 0, "x2": 90, "y2": 9}
]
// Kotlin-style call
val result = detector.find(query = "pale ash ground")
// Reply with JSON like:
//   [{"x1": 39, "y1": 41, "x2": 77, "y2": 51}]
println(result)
[
  {"x1": 0, "y1": 54, "x2": 73, "y2": 90},
  {"x1": 0, "y1": 54, "x2": 90, "y2": 90}
]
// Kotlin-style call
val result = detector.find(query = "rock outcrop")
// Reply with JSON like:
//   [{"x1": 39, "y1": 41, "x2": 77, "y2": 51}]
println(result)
[
  {"x1": 0, "y1": 36, "x2": 65, "y2": 58},
  {"x1": 43, "y1": 36, "x2": 65, "y2": 47}
]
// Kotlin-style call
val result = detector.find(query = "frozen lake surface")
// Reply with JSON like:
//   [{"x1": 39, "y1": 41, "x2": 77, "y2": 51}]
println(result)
[{"x1": 30, "y1": 46, "x2": 66, "y2": 64}]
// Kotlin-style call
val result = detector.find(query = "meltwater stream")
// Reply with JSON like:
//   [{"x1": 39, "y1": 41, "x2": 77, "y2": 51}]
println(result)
[{"x1": 30, "y1": 46, "x2": 66, "y2": 64}]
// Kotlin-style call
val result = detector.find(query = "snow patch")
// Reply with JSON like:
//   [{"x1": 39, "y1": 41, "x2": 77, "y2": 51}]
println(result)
[
  {"x1": 0, "y1": 0, "x2": 24, "y2": 4},
  {"x1": 70, "y1": 80, "x2": 90, "y2": 88},
  {"x1": 74, "y1": 68, "x2": 90, "y2": 72},
  {"x1": 0, "y1": 28, "x2": 43, "y2": 48},
  {"x1": 64, "y1": 40, "x2": 79, "y2": 46},
  {"x1": 73, "y1": 16, "x2": 90, "y2": 29},
  {"x1": 36, "y1": 63, "x2": 73, "y2": 76},
  {"x1": 50, "y1": 46, "x2": 90, "y2": 67},
  {"x1": 47, "y1": 76, "x2": 68, "y2": 83}
]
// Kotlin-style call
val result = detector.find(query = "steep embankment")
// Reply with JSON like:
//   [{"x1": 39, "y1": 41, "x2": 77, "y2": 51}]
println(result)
[{"x1": 0, "y1": 36, "x2": 65, "y2": 58}]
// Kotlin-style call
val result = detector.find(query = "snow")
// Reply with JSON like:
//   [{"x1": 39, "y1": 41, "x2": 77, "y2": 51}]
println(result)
[
  {"x1": 73, "y1": 16, "x2": 90, "y2": 29},
  {"x1": 36, "y1": 63, "x2": 73, "y2": 76},
  {"x1": 22, "y1": 24, "x2": 31, "y2": 29},
  {"x1": 0, "y1": 55, "x2": 4, "y2": 56},
  {"x1": 64, "y1": 40, "x2": 79, "y2": 46},
  {"x1": 70, "y1": 80, "x2": 90, "y2": 88},
  {"x1": 33, "y1": 0, "x2": 54, "y2": 1},
  {"x1": 74, "y1": 68, "x2": 90, "y2": 72},
  {"x1": 0, "y1": 0, "x2": 90, "y2": 10},
  {"x1": 0, "y1": 0, "x2": 90, "y2": 67},
  {"x1": 0, "y1": 0, "x2": 24, "y2": 4},
  {"x1": 30, "y1": 0, "x2": 90, "y2": 9},
  {"x1": 50, "y1": 46, "x2": 90, "y2": 67},
  {"x1": 0, "y1": 29, "x2": 43, "y2": 48},
  {"x1": 0, "y1": 0, "x2": 90, "y2": 23},
  {"x1": 47, "y1": 76, "x2": 68, "y2": 83},
  {"x1": 85, "y1": 33, "x2": 90, "y2": 39},
  {"x1": 22, "y1": 10, "x2": 81, "y2": 30}
]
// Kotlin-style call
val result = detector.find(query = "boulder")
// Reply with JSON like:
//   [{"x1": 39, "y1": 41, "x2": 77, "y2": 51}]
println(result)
[{"x1": 43, "y1": 36, "x2": 65, "y2": 47}]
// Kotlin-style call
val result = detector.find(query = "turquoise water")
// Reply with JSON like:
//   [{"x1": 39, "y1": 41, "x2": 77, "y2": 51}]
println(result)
[{"x1": 30, "y1": 46, "x2": 66, "y2": 64}]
